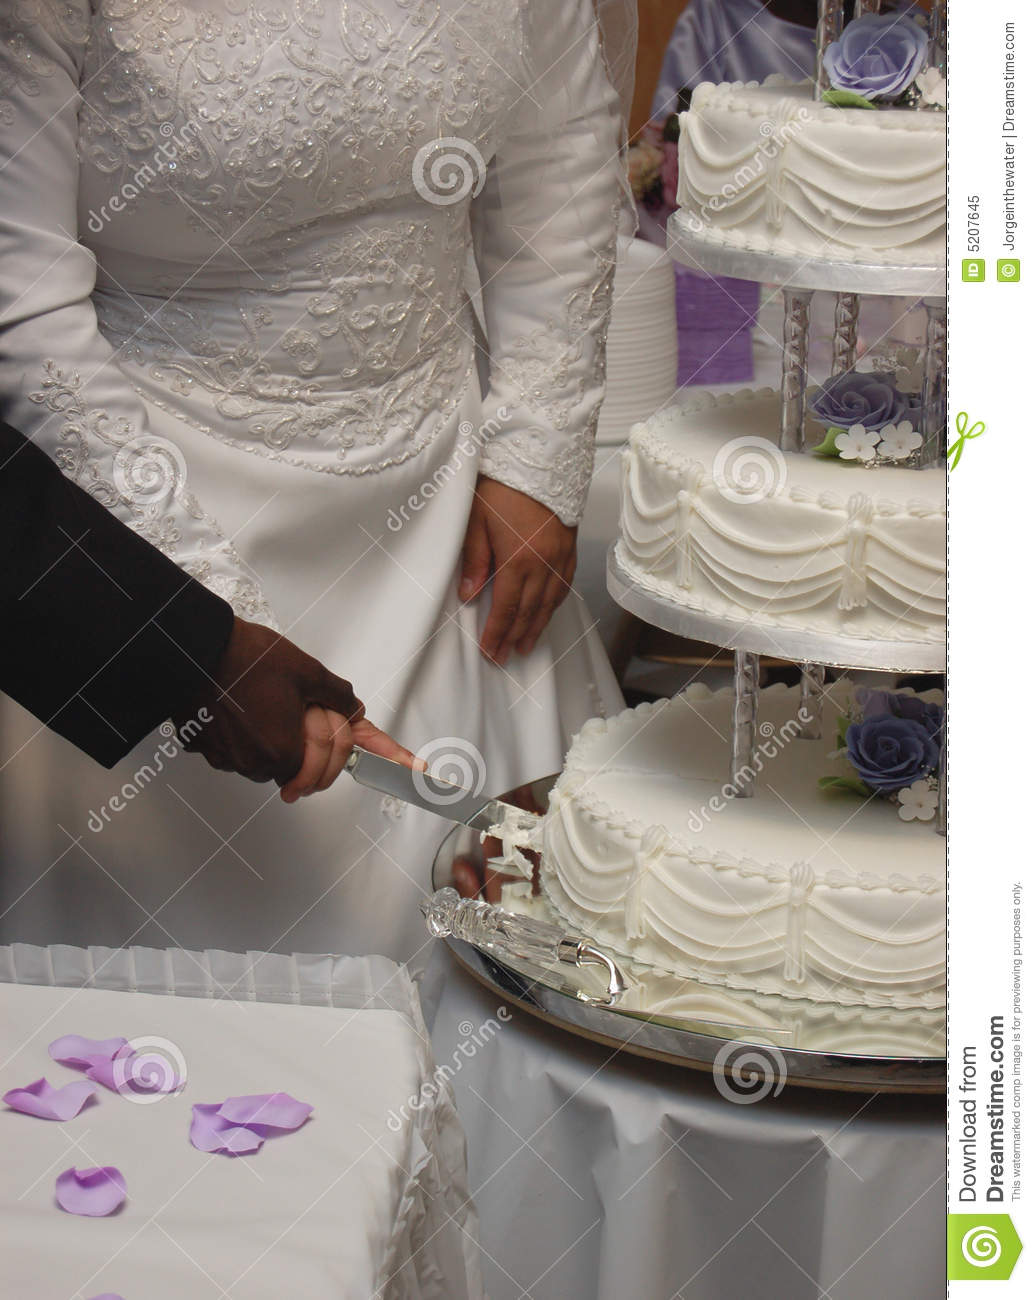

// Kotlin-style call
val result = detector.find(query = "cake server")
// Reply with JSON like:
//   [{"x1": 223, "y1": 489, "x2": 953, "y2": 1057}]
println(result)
[{"x1": 344, "y1": 748, "x2": 541, "y2": 878}]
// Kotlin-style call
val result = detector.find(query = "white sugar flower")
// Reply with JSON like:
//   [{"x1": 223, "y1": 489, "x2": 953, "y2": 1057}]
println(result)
[
  {"x1": 897, "y1": 779, "x2": 938, "y2": 822},
  {"x1": 915, "y1": 68, "x2": 946, "y2": 109},
  {"x1": 834, "y1": 424, "x2": 880, "y2": 462},
  {"x1": 877, "y1": 421, "x2": 922, "y2": 461}
]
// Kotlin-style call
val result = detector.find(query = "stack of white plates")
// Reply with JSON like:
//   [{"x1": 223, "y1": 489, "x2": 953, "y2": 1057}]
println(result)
[{"x1": 595, "y1": 235, "x2": 678, "y2": 446}]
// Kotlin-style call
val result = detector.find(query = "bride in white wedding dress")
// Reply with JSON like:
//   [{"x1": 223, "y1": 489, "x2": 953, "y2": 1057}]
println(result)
[{"x1": 0, "y1": 0, "x2": 631, "y2": 967}]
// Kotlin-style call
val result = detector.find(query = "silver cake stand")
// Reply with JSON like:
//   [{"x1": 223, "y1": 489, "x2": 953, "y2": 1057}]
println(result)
[
  {"x1": 607, "y1": 548, "x2": 946, "y2": 674},
  {"x1": 429, "y1": 778, "x2": 945, "y2": 1096},
  {"x1": 667, "y1": 210, "x2": 946, "y2": 299}
]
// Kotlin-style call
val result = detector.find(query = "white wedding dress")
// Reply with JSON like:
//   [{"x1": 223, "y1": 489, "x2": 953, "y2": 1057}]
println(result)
[{"x1": 0, "y1": 0, "x2": 626, "y2": 967}]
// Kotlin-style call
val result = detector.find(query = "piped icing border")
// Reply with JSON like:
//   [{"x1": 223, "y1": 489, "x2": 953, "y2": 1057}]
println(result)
[
  {"x1": 628, "y1": 388, "x2": 946, "y2": 520},
  {"x1": 555, "y1": 682, "x2": 944, "y2": 898}
]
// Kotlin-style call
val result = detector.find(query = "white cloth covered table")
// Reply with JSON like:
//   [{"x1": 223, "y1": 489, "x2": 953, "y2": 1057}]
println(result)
[
  {"x1": 0, "y1": 945, "x2": 484, "y2": 1300},
  {"x1": 422, "y1": 952, "x2": 945, "y2": 1300}
]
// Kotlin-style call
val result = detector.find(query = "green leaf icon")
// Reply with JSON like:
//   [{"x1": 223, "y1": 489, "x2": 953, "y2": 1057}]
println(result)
[{"x1": 947, "y1": 1214, "x2": 1023, "y2": 1280}]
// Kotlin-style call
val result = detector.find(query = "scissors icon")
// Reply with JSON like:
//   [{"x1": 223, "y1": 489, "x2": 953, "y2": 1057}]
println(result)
[{"x1": 946, "y1": 412, "x2": 985, "y2": 471}]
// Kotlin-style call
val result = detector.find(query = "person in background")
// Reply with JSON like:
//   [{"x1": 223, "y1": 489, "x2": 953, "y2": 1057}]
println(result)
[{"x1": 651, "y1": 0, "x2": 817, "y2": 125}]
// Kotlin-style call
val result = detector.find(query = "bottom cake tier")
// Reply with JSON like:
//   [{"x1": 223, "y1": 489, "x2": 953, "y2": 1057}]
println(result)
[{"x1": 539, "y1": 679, "x2": 945, "y2": 1012}]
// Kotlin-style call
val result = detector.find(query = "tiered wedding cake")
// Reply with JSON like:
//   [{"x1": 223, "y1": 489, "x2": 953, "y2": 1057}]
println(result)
[
  {"x1": 534, "y1": 4, "x2": 947, "y2": 1037},
  {"x1": 615, "y1": 386, "x2": 946, "y2": 651},
  {"x1": 541, "y1": 679, "x2": 944, "y2": 1012},
  {"x1": 676, "y1": 76, "x2": 945, "y2": 266}
]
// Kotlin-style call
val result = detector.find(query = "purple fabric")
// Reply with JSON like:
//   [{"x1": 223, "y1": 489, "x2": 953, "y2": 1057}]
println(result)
[
  {"x1": 652, "y1": 0, "x2": 815, "y2": 122},
  {"x1": 674, "y1": 267, "x2": 758, "y2": 386}
]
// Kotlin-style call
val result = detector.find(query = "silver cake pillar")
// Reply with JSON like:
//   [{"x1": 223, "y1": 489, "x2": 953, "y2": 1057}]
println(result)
[
  {"x1": 929, "y1": 0, "x2": 947, "y2": 77},
  {"x1": 731, "y1": 650, "x2": 760, "y2": 797},
  {"x1": 919, "y1": 299, "x2": 947, "y2": 467},
  {"x1": 815, "y1": 0, "x2": 844, "y2": 96},
  {"x1": 798, "y1": 663, "x2": 825, "y2": 740},
  {"x1": 832, "y1": 292, "x2": 860, "y2": 375},
  {"x1": 779, "y1": 289, "x2": 813, "y2": 451}
]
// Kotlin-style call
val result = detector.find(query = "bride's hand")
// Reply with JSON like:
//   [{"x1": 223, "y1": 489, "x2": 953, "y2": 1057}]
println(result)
[{"x1": 459, "y1": 476, "x2": 576, "y2": 666}]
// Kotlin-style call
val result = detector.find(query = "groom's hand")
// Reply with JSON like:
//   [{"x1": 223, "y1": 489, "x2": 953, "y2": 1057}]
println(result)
[
  {"x1": 173, "y1": 618, "x2": 418, "y2": 794},
  {"x1": 459, "y1": 476, "x2": 577, "y2": 666}
]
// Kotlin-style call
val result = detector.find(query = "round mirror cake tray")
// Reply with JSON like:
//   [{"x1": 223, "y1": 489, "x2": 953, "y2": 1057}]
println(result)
[
  {"x1": 431, "y1": 815, "x2": 945, "y2": 1096},
  {"x1": 607, "y1": 548, "x2": 946, "y2": 674},
  {"x1": 666, "y1": 210, "x2": 946, "y2": 299}
]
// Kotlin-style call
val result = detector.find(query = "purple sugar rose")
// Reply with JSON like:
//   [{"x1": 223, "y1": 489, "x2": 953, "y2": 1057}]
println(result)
[
  {"x1": 846, "y1": 716, "x2": 940, "y2": 794},
  {"x1": 857, "y1": 689, "x2": 944, "y2": 742},
  {"x1": 823, "y1": 13, "x2": 929, "y2": 102},
  {"x1": 808, "y1": 371, "x2": 908, "y2": 432}
]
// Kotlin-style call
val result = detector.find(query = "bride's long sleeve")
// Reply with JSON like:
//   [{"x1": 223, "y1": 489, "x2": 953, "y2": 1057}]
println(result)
[
  {"x1": 0, "y1": 2, "x2": 274, "y2": 624},
  {"x1": 471, "y1": 0, "x2": 626, "y2": 528}
]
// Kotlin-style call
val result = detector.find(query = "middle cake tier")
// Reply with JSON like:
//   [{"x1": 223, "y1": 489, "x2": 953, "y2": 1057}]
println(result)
[
  {"x1": 540, "y1": 678, "x2": 945, "y2": 1011},
  {"x1": 616, "y1": 387, "x2": 946, "y2": 652}
]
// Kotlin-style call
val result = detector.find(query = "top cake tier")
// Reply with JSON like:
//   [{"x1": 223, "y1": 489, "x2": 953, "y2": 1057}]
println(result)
[{"x1": 674, "y1": 77, "x2": 946, "y2": 276}]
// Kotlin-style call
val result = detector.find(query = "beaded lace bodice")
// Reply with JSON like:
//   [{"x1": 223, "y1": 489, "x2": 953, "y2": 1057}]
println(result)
[{"x1": 0, "y1": 0, "x2": 623, "y2": 618}]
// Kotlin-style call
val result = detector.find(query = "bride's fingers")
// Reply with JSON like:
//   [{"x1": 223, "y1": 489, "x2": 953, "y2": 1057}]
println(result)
[
  {"x1": 280, "y1": 706, "x2": 337, "y2": 803},
  {"x1": 480, "y1": 566, "x2": 527, "y2": 665},
  {"x1": 517, "y1": 571, "x2": 568, "y2": 656},
  {"x1": 351, "y1": 717, "x2": 425, "y2": 771},
  {"x1": 309, "y1": 708, "x2": 355, "y2": 794},
  {"x1": 499, "y1": 570, "x2": 546, "y2": 661},
  {"x1": 459, "y1": 507, "x2": 492, "y2": 603}
]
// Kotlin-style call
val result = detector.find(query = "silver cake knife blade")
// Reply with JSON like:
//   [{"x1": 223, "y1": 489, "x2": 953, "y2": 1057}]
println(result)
[{"x1": 345, "y1": 747, "x2": 541, "y2": 842}]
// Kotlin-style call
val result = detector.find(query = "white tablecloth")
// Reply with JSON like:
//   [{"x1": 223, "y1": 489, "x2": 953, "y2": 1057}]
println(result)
[
  {"x1": 0, "y1": 945, "x2": 484, "y2": 1300},
  {"x1": 421, "y1": 951, "x2": 945, "y2": 1300}
]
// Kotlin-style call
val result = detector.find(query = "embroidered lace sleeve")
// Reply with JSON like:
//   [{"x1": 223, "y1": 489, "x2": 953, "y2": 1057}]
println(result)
[
  {"x1": 470, "y1": 0, "x2": 625, "y2": 527},
  {"x1": 0, "y1": 1, "x2": 275, "y2": 625}
]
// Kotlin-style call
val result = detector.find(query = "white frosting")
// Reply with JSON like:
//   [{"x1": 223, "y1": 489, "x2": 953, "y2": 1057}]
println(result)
[
  {"x1": 541, "y1": 679, "x2": 945, "y2": 1011},
  {"x1": 676, "y1": 78, "x2": 946, "y2": 266},
  {"x1": 481, "y1": 806, "x2": 542, "y2": 878},
  {"x1": 502, "y1": 885, "x2": 944, "y2": 1057},
  {"x1": 618, "y1": 387, "x2": 946, "y2": 647}
]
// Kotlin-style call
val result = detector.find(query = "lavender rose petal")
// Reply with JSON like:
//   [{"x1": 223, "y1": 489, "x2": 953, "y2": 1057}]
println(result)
[
  {"x1": 49, "y1": 1035, "x2": 128, "y2": 1070},
  {"x1": 3, "y1": 1077, "x2": 97, "y2": 1122},
  {"x1": 55, "y1": 1166, "x2": 127, "y2": 1217}
]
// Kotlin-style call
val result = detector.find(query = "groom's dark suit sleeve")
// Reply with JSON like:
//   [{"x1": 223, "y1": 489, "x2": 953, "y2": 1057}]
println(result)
[{"x1": 0, "y1": 419, "x2": 235, "y2": 768}]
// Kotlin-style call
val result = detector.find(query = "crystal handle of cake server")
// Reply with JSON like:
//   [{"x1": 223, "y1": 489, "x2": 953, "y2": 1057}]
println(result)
[{"x1": 421, "y1": 887, "x2": 628, "y2": 1007}]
